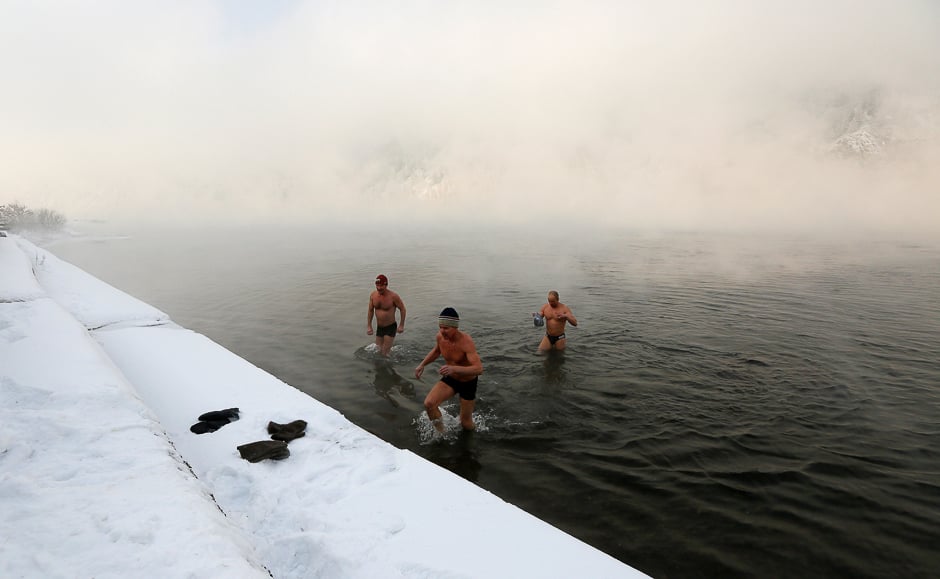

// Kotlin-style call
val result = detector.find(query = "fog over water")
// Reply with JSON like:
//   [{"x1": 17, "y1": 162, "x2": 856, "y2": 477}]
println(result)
[{"x1": 2, "y1": 1, "x2": 939, "y2": 234}]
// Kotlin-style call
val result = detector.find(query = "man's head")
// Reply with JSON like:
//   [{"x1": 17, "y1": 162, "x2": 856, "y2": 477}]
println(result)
[
  {"x1": 548, "y1": 290, "x2": 559, "y2": 306},
  {"x1": 438, "y1": 307, "x2": 459, "y2": 336},
  {"x1": 375, "y1": 274, "x2": 388, "y2": 292}
]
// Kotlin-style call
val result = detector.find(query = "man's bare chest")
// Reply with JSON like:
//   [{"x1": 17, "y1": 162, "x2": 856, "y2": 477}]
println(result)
[
  {"x1": 439, "y1": 341, "x2": 467, "y2": 363},
  {"x1": 372, "y1": 295, "x2": 394, "y2": 310}
]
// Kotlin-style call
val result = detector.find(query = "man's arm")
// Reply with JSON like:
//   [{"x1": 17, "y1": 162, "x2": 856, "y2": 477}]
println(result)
[
  {"x1": 366, "y1": 294, "x2": 375, "y2": 334},
  {"x1": 564, "y1": 307, "x2": 578, "y2": 327},
  {"x1": 415, "y1": 343, "x2": 441, "y2": 379},
  {"x1": 539, "y1": 304, "x2": 549, "y2": 317},
  {"x1": 394, "y1": 293, "x2": 406, "y2": 330}
]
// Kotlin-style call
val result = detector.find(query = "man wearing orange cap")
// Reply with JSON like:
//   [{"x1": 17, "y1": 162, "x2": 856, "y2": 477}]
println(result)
[{"x1": 367, "y1": 274, "x2": 407, "y2": 357}]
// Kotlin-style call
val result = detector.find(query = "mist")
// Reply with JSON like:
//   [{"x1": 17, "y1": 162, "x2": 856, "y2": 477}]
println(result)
[{"x1": 2, "y1": 1, "x2": 938, "y2": 235}]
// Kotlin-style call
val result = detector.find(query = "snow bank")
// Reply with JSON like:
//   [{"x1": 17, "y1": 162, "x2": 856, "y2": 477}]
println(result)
[{"x1": 0, "y1": 237, "x2": 268, "y2": 578}]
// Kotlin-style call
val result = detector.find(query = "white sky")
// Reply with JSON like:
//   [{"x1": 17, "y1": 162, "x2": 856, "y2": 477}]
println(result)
[
  {"x1": 1, "y1": 233, "x2": 647, "y2": 578},
  {"x1": 1, "y1": 1, "x2": 938, "y2": 233}
]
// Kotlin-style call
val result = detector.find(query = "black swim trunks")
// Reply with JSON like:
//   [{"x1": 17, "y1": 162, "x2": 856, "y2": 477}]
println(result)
[
  {"x1": 547, "y1": 332, "x2": 566, "y2": 345},
  {"x1": 441, "y1": 375, "x2": 479, "y2": 400},
  {"x1": 376, "y1": 322, "x2": 398, "y2": 337}
]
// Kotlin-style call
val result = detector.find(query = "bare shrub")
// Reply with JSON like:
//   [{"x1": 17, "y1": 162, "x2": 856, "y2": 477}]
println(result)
[{"x1": 0, "y1": 203, "x2": 66, "y2": 231}]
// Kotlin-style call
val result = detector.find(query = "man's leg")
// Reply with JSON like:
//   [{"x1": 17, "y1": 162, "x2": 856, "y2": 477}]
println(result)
[
  {"x1": 424, "y1": 381, "x2": 455, "y2": 431},
  {"x1": 554, "y1": 337, "x2": 567, "y2": 351},
  {"x1": 459, "y1": 398, "x2": 476, "y2": 430},
  {"x1": 537, "y1": 335, "x2": 552, "y2": 352},
  {"x1": 380, "y1": 335, "x2": 394, "y2": 356}
]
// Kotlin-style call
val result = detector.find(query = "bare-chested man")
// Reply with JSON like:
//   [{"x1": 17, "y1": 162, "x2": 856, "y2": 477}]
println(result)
[
  {"x1": 414, "y1": 307, "x2": 483, "y2": 431},
  {"x1": 536, "y1": 290, "x2": 578, "y2": 351},
  {"x1": 367, "y1": 274, "x2": 406, "y2": 356}
]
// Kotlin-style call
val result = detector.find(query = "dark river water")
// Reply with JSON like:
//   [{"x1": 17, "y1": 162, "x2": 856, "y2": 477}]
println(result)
[{"x1": 49, "y1": 224, "x2": 940, "y2": 578}]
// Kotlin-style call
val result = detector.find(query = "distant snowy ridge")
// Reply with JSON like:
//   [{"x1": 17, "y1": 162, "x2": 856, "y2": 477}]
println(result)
[
  {"x1": 333, "y1": 87, "x2": 937, "y2": 216},
  {"x1": 833, "y1": 128, "x2": 882, "y2": 156}
]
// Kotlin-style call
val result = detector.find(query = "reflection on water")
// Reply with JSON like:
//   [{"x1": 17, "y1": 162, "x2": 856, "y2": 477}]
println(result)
[
  {"x1": 424, "y1": 430, "x2": 483, "y2": 483},
  {"x1": 540, "y1": 350, "x2": 567, "y2": 387},
  {"x1": 371, "y1": 360, "x2": 416, "y2": 408}
]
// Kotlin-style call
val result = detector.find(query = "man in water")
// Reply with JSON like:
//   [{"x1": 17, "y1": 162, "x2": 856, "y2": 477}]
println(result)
[
  {"x1": 415, "y1": 307, "x2": 484, "y2": 431},
  {"x1": 367, "y1": 274, "x2": 406, "y2": 356},
  {"x1": 536, "y1": 290, "x2": 578, "y2": 351}
]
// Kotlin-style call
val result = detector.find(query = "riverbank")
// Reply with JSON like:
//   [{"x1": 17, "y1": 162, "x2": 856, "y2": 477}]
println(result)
[{"x1": 0, "y1": 234, "x2": 645, "y2": 578}]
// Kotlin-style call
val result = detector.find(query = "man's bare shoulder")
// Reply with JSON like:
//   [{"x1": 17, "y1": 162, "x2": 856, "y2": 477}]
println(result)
[{"x1": 457, "y1": 331, "x2": 478, "y2": 350}]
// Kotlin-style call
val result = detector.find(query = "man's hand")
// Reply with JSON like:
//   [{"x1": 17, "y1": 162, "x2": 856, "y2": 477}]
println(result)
[
  {"x1": 366, "y1": 327, "x2": 374, "y2": 335},
  {"x1": 415, "y1": 365, "x2": 425, "y2": 379}
]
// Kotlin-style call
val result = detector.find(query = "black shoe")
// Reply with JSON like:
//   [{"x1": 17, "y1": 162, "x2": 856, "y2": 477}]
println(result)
[
  {"x1": 198, "y1": 408, "x2": 240, "y2": 422},
  {"x1": 267, "y1": 420, "x2": 307, "y2": 443},
  {"x1": 237, "y1": 440, "x2": 290, "y2": 463},
  {"x1": 190, "y1": 419, "x2": 232, "y2": 434},
  {"x1": 190, "y1": 408, "x2": 240, "y2": 434}
]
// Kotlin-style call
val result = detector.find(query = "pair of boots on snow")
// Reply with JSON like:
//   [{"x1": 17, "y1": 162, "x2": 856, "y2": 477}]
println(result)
[
  {"x1": 189, "y1": 408, "x2": 306, "y2": 462},
  {"x1": 237, "y1": 420, "x2": 307, "y2": 463},
  {"x1": 189, "y1": 407, "x2": 241, "y2": 434}
]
